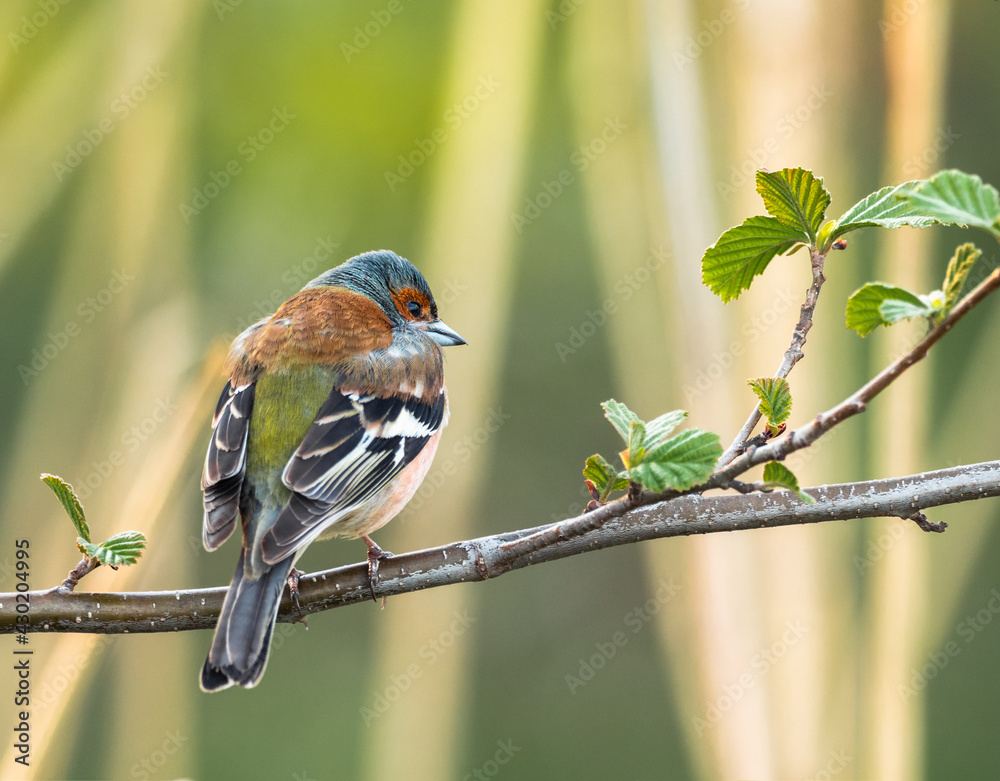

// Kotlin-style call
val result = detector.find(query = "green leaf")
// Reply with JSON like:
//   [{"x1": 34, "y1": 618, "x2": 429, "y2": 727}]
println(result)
[
  {"x1": 762, "y1": 461, "x2": 815, "y2": 504},
  {"x1": 627, "y1": 420, "x2": 647, "y2": 467},
  {"x1": 756, "y1": 168, "x2": 831, "y2": 243},
  {"x1": 601, "y1": 399, "x2": 640, "y2": 443},
  {"x1": 41, "y1": 473, "x2": 91, "y2": 543},
  {"x1": 829, "y1": 181, "x2": 943, "y2": 243},
  {"x1": 943, "y1": 242, "x2": 982, "y2": 312},
  {"x1": 702, "y1": 216, "x2": 807, "y2": 302},
  {"x1": 881, "y1": 295, "x2": 939, "y2": 323},
  {"x1": 845, "y1": 282, "x2": 936, "y2": 337},
  {"x1": 904, "y1": 170, "x2": 1000, "y2": 236},
  {"x1": 747, "y1": 377, "x2": 792, "y2": 435},
  {"x1": 583, "y1": 454, "x2": 629, "y2": 498},
  {"x1": 79, "y1": 531, "x2": 147, "y2": 567},
  {"x1": 644, "y1": 410, "x2": 687, "y2": 450},
  {"x1": 630, "y1": 429, "x2": 722, "y2": 492}
]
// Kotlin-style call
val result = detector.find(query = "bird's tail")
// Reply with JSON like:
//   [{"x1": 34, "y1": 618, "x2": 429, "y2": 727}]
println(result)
[{"x1": 200, "y1": 548, "x2": 294, "y2": 692}]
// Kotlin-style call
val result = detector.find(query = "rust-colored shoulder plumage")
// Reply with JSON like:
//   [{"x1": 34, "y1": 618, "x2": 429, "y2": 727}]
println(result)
[{"x1": 226, "y1": 287, "x2": 393, "y2": 384}]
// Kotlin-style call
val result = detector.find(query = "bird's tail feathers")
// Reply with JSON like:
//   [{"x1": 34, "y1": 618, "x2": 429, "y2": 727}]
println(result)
[{"x1": 200, "y1": 548, "x2": 293, "y2": 692}]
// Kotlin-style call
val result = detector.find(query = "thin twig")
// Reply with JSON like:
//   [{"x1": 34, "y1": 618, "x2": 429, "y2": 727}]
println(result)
[
  {"x1": 718, "y1": 245, "x2": 829, "y2": 466},
  {"x1": 3, "y1": 460, "x2": 998, "y2": 635},
  {"x1": 61, "y1": 558, "x2": 100, "y2": 591},
  {"x1": 711, "y1": 267, "x2": 1000, "y2": 484},
  {"x1": 902, "y1": 511, "x2": 948, "y2": 533}
]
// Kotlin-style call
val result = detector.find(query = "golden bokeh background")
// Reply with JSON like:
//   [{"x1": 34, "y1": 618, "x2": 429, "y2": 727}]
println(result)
[{"x1": 1, "y1": 1, "x2": 999, "y2": 779}]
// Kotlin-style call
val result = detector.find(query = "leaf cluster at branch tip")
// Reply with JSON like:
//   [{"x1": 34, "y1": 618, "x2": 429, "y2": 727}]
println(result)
[
  {"x1": 585, "y1": 401, "x2": 721, "y2": 497},
  {"x1": 41, "y1": 473, "x2": 147, "y2": 571}
]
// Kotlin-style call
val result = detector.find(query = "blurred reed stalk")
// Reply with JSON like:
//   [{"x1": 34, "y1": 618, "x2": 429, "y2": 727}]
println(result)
[
  {"x1": 0, "y1": 3, "x2": 203, "y2": 777},
  {"x1": 570, "y1": 0, "x2": 740, "y2": 777},
  {"x1": 360, "y1": 2, "x2": 546, "y2": 779},
  {"x1": 863, "y1": 1, "x2": 953, "y2": 779}
]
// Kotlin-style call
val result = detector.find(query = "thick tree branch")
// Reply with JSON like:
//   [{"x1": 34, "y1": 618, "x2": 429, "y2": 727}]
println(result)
[
  {"x1": 3, "y1": 460, "x2": 999, "y2": 635},
  {"x1": 6, "y1": 248, "x2": 997, "y2": 638}
]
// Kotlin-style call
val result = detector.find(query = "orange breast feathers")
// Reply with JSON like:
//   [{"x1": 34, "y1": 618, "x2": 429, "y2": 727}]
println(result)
[{"x1": 226, "y1": 287, "x2": 394, "y2": 383}]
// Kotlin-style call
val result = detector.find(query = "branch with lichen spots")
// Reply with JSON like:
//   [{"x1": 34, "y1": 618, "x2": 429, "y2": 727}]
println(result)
[{"x1": 2, "y1": 459, "x2": 998, "y2": 635}]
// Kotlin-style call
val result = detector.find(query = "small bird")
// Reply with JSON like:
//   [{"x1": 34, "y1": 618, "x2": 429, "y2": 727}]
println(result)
[{"x1": 200, "y1": 250, "x2": 465, "y2": 691}]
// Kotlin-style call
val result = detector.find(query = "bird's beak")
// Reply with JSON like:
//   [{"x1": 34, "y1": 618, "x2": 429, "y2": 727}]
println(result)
[{"x1": 423, "y1": 319, "x2": 467, "y2": 347}]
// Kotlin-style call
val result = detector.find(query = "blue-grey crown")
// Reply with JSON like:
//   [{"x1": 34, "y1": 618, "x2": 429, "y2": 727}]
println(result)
[{"x1": 305, "y1": 250, "x2": 436, "y2": 322}]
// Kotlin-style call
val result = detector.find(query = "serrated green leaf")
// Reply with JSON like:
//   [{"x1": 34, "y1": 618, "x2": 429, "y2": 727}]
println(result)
[
  {"x1": 602, "y1": 399, "x2": 640, "y2": 443},
  {"x1": 943, "y1": 243, "x2": 982, "y2": 312},
  {"x1": 645, "y1": 410, "x2": 687, "y2": 451},
  {"x1": 829, "y1": 181, "x2": 942, "y2": 243},
  {"x1": 880, "y1": 296, "x2": 937, "y2": 323},
  {"x1": 630, "y1": 429, "x2": 722, "y2": 492},
  {"x1": 904, "y1": 170, "x2": 1000, "y2": 235},
  {"x1": 702, "y1": 216, "x2": 807, "y2": 302},
  {"x1": 79, "y1": 531, "x2": 146, "y2": 567},
  {"x1": 747, "y1": 377, "x2": 792, "y2": 435},
  {"x1": 584, "y1": 454, "x2": 629, "y2": 498},
  {"x1": 756, "y1": 168, "x2": 831, "y2": 242},
  {"x1": 845, "y1": 282, "x2": 935, "y2": 337},
  {"x1": 41, "y1": 473, "x2": 91, "y2": 543},
  {"x1": 628, "y1": 420, "x2": 647, "y2": 467},
  {"x1": 762, "y1": 461, "x2": 815, "y2": 504}
]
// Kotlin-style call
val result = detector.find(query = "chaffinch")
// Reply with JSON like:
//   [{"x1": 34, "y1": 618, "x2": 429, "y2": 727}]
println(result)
[{"x1": 200, "y1": 250, "x2": 465, "y2": 691}]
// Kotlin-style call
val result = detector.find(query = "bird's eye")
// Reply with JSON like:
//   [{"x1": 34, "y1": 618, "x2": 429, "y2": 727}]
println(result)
[{"x1": 406, "y1": 300, "x2": 422, "y2": 318}]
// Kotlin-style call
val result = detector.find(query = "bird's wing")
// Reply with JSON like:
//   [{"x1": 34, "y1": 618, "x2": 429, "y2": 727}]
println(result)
[
  {"x1": 259, "y1": 385, "x2": 445, "y2": 564},
  {"x1": 202, "y1": 380, "x2": 256, "y2": 550}
]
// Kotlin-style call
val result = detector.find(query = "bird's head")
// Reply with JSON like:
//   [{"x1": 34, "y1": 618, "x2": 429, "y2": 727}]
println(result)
[{"x1": 306, "y1": 250, "x2": 466, "y2": 347}]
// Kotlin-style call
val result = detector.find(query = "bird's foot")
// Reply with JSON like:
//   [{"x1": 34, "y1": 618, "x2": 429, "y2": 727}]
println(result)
[
  {"x1": 287, "y1": 567, "x2": 308, "y2": 627},
  {"x1": 362, "y1": 535, "x2": 393, "y2": 607}
]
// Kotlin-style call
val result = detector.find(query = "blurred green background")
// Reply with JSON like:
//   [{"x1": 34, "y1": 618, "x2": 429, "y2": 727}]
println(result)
[{"x1": 1, "y1": 1, "x2": 999, "y2": 779}]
